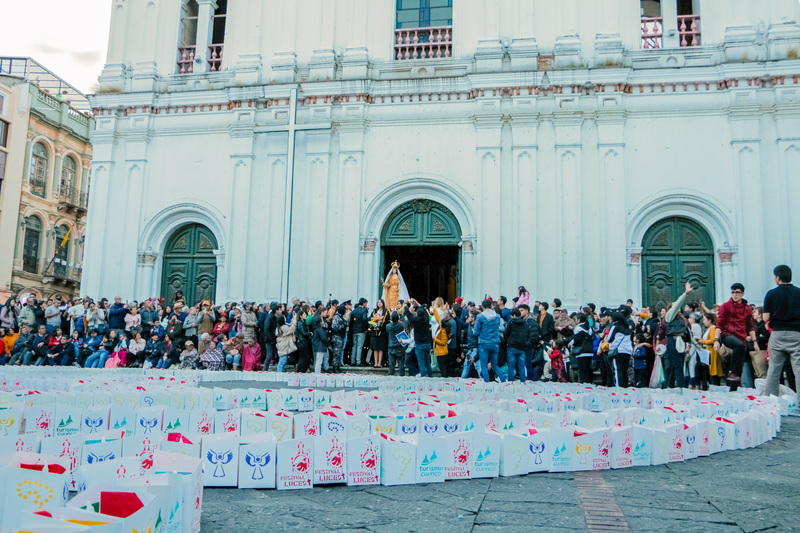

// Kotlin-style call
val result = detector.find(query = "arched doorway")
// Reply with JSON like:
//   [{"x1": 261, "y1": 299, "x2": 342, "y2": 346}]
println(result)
[
  {"x1": 161, "y1": 224, "x2": 218, "y2": 306},
  {"x1": 641, "y1": 217, "x2": 715, "y2": 310},
  {"x1": 381, "y1": 199, "x2": 461, "y2": 304}
]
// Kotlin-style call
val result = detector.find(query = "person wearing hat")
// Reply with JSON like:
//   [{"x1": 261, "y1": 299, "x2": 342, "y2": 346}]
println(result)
[
  {"x1": 213, "y1": 312, "x2": 231, "y2": 337},
  {"x1": 178, "y1": 340, "x2": 199, "y2": 370},
  {"x1": 198, "y1": 301, "x2": 216, "y2": 337}
]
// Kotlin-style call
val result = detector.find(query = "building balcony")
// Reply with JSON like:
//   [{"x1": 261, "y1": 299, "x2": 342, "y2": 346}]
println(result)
[
  {"x1": 208, "y1": 44, "x2": 224, "y2": 72},
  {"x1": 177, "y1": 45, "x2": 196, "y2": 74},
  {"x1": 395, "y1": 26, "x2": 452, "y2": 60},
  {"x1": 58, "y1": 186, "x2": 88, "y2": 215},
  {"x1": 28, "y1": 177, "x2": 47, "y2": 198},
  {"x1": 641, "y1": 15, "x2": 701, "y2": 49},
  {"x1": 43, "y1": 262, "x2": 81, "y2": 286}
]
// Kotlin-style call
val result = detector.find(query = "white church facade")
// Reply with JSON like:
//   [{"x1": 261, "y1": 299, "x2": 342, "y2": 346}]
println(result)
[{"x1": 83, "y1": 0, "x2": 800, "y2": 310}]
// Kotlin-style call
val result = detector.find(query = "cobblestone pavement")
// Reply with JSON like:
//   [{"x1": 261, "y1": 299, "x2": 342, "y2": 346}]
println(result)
[{"x1": 199, "y1": 382, "x2": 800, "y2": 533}]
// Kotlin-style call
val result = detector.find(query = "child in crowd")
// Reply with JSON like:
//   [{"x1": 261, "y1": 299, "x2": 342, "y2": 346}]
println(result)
[
  {"x1": 547, "y1": 340, "x2": 568, "y2": 383},
  {"x1": 633, "y1": 334, "x2": 649, "y2": 388}
]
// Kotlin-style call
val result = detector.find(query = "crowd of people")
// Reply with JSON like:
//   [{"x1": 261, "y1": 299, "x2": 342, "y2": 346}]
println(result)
[{"x1": 0, "y1": 266, "x2": 797, "y2": 401}]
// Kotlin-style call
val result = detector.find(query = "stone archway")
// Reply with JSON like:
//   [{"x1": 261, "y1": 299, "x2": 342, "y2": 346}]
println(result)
[
  {"x1": 641, "y1": 217, "x2": 716, "y2": 310},
  {"x1": 380, "y1": 199, "x2": 462, "y2": 304},
  {"x1": 160, "y1": 224, "x2": 218, "y2": 306}
]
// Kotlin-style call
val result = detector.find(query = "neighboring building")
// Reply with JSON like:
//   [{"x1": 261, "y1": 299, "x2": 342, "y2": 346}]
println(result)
[
  {"x1": 0, "y1": 61, "x2": 93, "y2": 303},
  {"x1": 85, "y1": 0, "x2": 800, "y2": 310}
]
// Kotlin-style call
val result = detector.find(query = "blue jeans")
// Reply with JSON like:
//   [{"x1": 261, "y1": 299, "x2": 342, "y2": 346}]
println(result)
[
  {"x1": 84, "y1": 350, "x2": 105, "y2": 368},
  {"x1": 460, "y1": 348, "x2": 482, "y2": 378},
  {"x1": 507, "y1": 347, "x2": 527, "y2": 382},
  {"x1": 524, "y1": 349, "x2": 534, "y2": 381},
  {"x1": 415, "y1": 343, "x2": 433, "y2": 377},
  {"x1": 156, "y1": 357, "x2": 171, "y2": 369},
  {"x1": 352, "y1": 332, "x2": 366, "y2": 365},
  {"x1": 277, "y1": 354, "x2": 288, "y2": 372},
  {"x1": 226, "y1": 353, "x2": 241, "y2": 366},
  {"x1": 479, "y1": 343, "x2": 506, "y2": 383}
]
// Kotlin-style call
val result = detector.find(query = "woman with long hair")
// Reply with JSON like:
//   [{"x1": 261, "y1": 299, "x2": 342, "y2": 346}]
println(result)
[
  {"x1": 515, "y1": 286, "x2": 530, "y2": 308},
  {"x1": 275, "y1": 314, "x2": 297, "y2": 372},
  {"x1": 369, "y1": 299, "x2": 388, "y2": 368},
  {"x1": 0, "y1": 298, "x2": 19, "y2": 331}
]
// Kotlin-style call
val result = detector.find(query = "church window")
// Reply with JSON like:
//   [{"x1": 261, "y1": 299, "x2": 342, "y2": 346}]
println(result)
[
  {"x1": 208, "y1": 0, "x2": 227, "y2": 72},
  {"x1": 395, "y1": 0, "x2": 453, "y2": 60},
  {"x1": 54, "y1": 225, "x2": 69, "y2": 279},
  {"x1": 22, "y1": 216, "x2": 42, "y2": 274},
  {"x1": 30, "y1": 142, "x2": 48, "y2": 198},
  {"x1": 61, "y1": 155, "x2": 76, "y2": 198},
  {"x1": 177, "y1": 0, "x2": 199, "y2": 73}
]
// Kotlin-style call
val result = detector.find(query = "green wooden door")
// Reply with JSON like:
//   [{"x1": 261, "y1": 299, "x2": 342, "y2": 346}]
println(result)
[
  {"x1": 380, "y1": 199, "x2": 462, "y2": 303},
  {"x1": 642, "y1": 217, "x2": 715, "y2": 310},
  {"x1": 161, "y1": 224, "x2": 218, "y2": 306}
]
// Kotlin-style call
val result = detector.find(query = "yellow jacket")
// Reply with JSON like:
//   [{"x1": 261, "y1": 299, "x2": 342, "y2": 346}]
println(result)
[{"x1": 699, "y1": 326, "x2": 722, "y2": 377}]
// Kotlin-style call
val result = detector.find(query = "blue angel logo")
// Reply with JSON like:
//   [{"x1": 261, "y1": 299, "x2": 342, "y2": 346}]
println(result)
[
  {"x1": 444, "y1": 422, "x2": 459, "y2": 434},
  {"x1": 86, "y1": 452, "x2": 116, "y2": 464},
  {"x1": 139, "y1": 417, "x2": 159, "y2": 434},
  {"x1": 529, "y1": 441, "x2": 545, "y2": 464},
  {"x1": 401, "y1": 424, "x2": 417, "y2": 434},
  {"x1": 84, "y1": 417, "x2": 104, "y2": 434},
  {"x1": 245, "y1": 451, "x2": 271, "y2": 480},
  {"x1": 207, "y1": 449, "x2": 235, "y2": 478},
  {"x1": 423, "y1": 422, "x2": 438, "y2": 434}
]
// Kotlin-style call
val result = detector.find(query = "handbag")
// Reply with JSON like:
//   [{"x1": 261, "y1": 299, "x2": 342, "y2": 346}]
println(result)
[{"x1": 649, "y1": 354, "x2": 665, "y2": 388}]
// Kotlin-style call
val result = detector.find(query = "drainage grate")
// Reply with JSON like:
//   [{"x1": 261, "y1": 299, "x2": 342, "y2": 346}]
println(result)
[{"x1": 574, "y1": 470, "x2": 631, "y2": 532}]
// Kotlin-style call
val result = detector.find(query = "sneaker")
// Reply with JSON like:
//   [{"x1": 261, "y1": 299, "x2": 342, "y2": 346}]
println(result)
[{"x1": 727, "y1": 372, "x2": 741, "y2": 383}]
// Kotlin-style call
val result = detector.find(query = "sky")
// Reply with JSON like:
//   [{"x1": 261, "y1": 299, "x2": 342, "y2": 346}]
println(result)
[{"x1": 0, "y1": 0, "x2": 111, "y2": 94}]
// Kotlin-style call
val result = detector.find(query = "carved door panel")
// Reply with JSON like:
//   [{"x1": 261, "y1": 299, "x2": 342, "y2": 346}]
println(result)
[
  {"x1": 161, "y1": 224, "x2": 217, "y2": 305},
  {"x1": 643, "y1": 257, "x2": 676, "y2": 311},
  {"x1": 641, "y1": 217, "x2": 715, "y2": 310}
]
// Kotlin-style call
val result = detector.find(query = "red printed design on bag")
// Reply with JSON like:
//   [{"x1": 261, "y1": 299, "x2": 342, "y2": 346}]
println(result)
[
  {"x1": 360, "y1": 444, "x2": 378, "y2": 470},
  {"x1": 622, "y1": 432, "x2": 632, "y2": 456},
  {"x1": 326, "y1": 437, "x2": 344, "y2": 467},
  {"x1": 304, "y1": 418, "x2": 318, "y2": 437},
  {"x1": 291, "y1": 442, "x2": 310, "y2": 474},
  {"x1": 36, "y1": 411, "x2": 53, "y2": 433},
  {"x1": 223, "y1": 412, "x2": 238, "y2": 433},
  {"x1": 197, "y1": 412, "x2": 212, "y2": 434},
  {"x1": 599, "y1": 432, "x2": 610, "y2": 457}
]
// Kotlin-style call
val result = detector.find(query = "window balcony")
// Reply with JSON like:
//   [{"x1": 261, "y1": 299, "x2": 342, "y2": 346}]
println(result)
[
  {"x1": 395, "y1": 26, "x2": 452, "y2": 60},
  {"x1": 29, "y1": 177, "x2": 47, "y2": 198},
  {"x1": 678, "y1": 15, "x2": 701, "y2": 47},
  {"x1": 208, "y1": 44, "x2": 223, "y2": 72},
  {"x1": 58, "y1": 186, "x2": 88, "y2": 215},
  {"x1": 177, "y1": 45, "x2": 196, "y2": 74},
  {"x1": 641, "y1": 17, "x2": 663, "y2": 49},
  {"x1": 641, "y1": 15, "x2": 701, "y2": 49}
]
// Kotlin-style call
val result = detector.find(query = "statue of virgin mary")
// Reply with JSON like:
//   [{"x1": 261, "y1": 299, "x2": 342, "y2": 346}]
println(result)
[{"x1": 383, "y1": 260, "x2": 410, "y2": 311}]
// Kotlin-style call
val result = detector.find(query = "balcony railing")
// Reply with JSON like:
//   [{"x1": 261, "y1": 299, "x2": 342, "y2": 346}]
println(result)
[
  {"x1": 208, "y1": 44, "x2": 223, "y2": 72},
  {"x1": 395, "y1": 26, "x2": 452, "y2": 60},
  {"x1": 678, "y1": 15, "x2": 701, "y2": 47},
  {"x1": 45, "y1": 261, "x2": 81, "y2": 284},
  {"x1": 641, "y1": 15, "x2": 701, "y2": 49},
  {"x1": 177, "y1": 45, "x2": 196, "y2": 74},
  {"x1": 58, "y1": 186, "x2": 88, "y2": 213},
  {"x1": 29, "y1": 177, "x2": 47, "y2": 198},
  {"x1": 641, "y1": 17, "x2": 663, "y2": 49}
]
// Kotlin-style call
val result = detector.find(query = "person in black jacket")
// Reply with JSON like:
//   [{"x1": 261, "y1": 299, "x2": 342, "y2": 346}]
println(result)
[
  {"x1": 311, "y1": 315, "x2": 330, "y2": 373},
  {"x1": 294, "y1": 306, "x2": 312, "y2": 373},
  {"x1": 519, "y1": 305, "x2": 541, "y2": 378},
  {"x1": 572, "y1": 313, "x2": 595, "y2": 383},
  {"x1": 385, "y1": 312, "x2": 406, "y2": 376},
  {"x1": 504, "y1": 308, "x2": 529, "y2": 381},
  {"x1": 350, "y1": 299, "x2": 370, "y2": 366},
  {"x1": 259, "y1": 303, "x2": 280, "y2": 366},
  {"x1": 408, "y1": 302, "x2": 433, "y2": 377}
]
